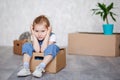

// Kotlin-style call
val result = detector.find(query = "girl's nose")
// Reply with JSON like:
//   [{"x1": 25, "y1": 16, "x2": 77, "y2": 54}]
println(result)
[{"x1": 38, "y1": 33, "x2": 41, "y2": 36}]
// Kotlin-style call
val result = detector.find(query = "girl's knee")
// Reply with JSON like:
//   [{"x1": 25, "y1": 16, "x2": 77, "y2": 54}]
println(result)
[
  {"x1": 44, "y1": 44, "x2": 60, "y2": 58},
  {"x1": 22, "y1": 52, "x2": 33, "y2": 57},
  {"x1": 22, "y1": 42, "x2": 32, "y2": 48},
  {"x1": 47, "y1": 44, "x2": 59, "y2": 50},
  {"x1": 22, "y1": 42, "x2": 34, "y2": 57}
]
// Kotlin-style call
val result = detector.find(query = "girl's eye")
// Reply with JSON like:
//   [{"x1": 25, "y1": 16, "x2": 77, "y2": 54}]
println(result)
[
  {"x1": 41, "y1": 30, "x2": 45, "y2": 32},
  {"x1": 35, "y1": 30, "x2": 39, "y2": 32}
]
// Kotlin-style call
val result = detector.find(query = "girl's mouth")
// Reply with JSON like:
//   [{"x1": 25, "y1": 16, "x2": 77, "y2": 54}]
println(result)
[{"x1": 38, "y1": 37, "x2": 43, "y2": 40}]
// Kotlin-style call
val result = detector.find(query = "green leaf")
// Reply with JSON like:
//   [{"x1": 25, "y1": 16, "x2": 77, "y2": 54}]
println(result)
[
  {"x1": 110, "y1": 12, "x2": 116, "y2": 21},
  {"x1": 98, "y1": 3, "x2": 106, "y2": 13},
  {"x1": 100, "y1": 12, "x2": 103, "y2": 17},
  {"x1": 107, "y1": 2, "x2": 113, "y2": 12},
  {"x1": 103, "y1": 14, "x2": 107, "y2": 21},
  {"x1": 91, "y1": 8, "x2": 101, "y2": 15},
  {"x1": 95, "y1": 11, "x2": 102, "y2": 15},
  {"x1": 91, "y1": 9, "x2": 100, "y2": 11},
  {"x1": 111, "y1": 12, "x2": 117, "y2": 16}
]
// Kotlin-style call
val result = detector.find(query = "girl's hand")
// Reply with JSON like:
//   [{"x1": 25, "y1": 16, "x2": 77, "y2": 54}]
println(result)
[
  {"x1": 47, "y1": 26, "x2": 52, "y2": 35},
  {"x1": 30, "y1": 25, "x2": 37, "y2": 42},
  {"x1": 30, "y1": 25, "x2": 35, "y2": 35}
]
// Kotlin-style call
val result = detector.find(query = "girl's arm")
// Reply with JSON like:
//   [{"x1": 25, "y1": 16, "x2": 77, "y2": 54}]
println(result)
[
  {"x1": 31, "y1": 26, "x2": 40, "y2": 53},
  {"x1": 41, "y1": 27, "x2": 53, "y2": 52}
]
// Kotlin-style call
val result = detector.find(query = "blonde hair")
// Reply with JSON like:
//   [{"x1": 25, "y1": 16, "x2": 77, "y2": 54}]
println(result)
[{"x1": 33, "y1": 15, "x2": 50, "y2": 29}]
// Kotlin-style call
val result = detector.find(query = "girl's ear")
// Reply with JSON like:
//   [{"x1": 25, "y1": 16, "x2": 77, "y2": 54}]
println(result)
[
  {"x1": 48, "y1": 26, "x2": 52, "y2": 31},
  {"x1": 46, "y1": 26, "x2": 49, "y2": 30}
]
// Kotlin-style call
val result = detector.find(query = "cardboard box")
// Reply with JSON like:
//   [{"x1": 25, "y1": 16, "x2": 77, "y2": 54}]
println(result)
[
  {"x1": 68, "y1": 32, "x2": 120, "y2": 57},
  {"x1": 13, "y1": 39, "x2": 28, "y2": 55},
  {"x1": 30, "y1": 48, "x2": 66, "y2": 73}
]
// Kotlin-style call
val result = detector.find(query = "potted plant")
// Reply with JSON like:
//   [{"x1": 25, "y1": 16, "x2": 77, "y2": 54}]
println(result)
[{"x1": 91, "y1": 2, "x2": 117, "y2": 35}]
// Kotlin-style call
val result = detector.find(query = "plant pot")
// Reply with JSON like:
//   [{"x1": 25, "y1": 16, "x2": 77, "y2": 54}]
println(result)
[{"x1": 103, "y1": 24, "x2": 114, "y2": 35}]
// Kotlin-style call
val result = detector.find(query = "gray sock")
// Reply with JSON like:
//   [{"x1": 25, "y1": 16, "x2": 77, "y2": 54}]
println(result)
[
  {"x1": 38, "y1": 62, "x2": 46, "y2": 69},
  {"x1": 23, "y1": 62, "x2": 29, "y2": 69}
]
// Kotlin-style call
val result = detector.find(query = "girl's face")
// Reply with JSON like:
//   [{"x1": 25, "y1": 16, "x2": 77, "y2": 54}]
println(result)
[{"x1": 33, "y1": 24, "x2": 48, "y2": 40}]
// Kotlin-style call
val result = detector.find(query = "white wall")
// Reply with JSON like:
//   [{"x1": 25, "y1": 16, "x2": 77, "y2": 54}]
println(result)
[{"x1": 0, "y1": 0, "x2": 120, "y2": 46}]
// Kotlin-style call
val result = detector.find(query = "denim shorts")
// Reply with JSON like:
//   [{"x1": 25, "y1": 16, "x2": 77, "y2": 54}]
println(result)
[{"x1": 22, "y1": 41, "x2": 60, "y2": 58}]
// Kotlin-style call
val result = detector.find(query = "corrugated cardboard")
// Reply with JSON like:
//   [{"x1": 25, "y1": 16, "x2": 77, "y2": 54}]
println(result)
[
  {"x1": 68, "y1": 32, "x2": 120, "y2": 57},
  {"x1": 30, "y1": 48, "x2": 66, "y2": 73},
  {"x1": 13, "y1": 39, "x2": 28, "y2": 55}
]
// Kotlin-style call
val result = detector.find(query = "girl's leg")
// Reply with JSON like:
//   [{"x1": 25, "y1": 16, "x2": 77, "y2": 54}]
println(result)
[
  {"x1": 41, "y1": 55, "x2": 53, "y2": 65},
  {"x1": 23, "y1": 54, "x2": 31, "y2": 63},
  {"x1": 36, "y1": 55, "x2": 53, "y2": 70},
  {"x1": 22, "y1": 42, "x2": 34, "y2": 68},
  {"x1": 22, "y1": 54, "x2": 31, "y2": 69},
  {"x1": 40, "y1": 44, "x2": 60, "y2": 68},
  {"x1": 17, "y1": 42, "x2": 34, "y2": 77},
  {"x1": 32, "y1": 44, "x2": 59, "y2": 77}
]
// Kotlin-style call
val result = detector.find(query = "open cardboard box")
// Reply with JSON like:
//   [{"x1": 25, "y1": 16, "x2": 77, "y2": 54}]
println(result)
[
  {"x1": 30, "y1": 48, "x2": 66, "y2": 73},
  {"x1": 13, "y1": 39, "x2": 28, "y2": 55}
]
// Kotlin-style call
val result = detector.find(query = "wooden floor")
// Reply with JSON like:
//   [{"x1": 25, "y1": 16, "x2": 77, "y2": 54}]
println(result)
[{"x1": 0, "y1": 46, "x2": 120, "y2": 80}]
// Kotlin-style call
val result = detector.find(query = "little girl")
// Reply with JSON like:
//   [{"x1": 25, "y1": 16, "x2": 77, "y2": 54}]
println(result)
[{"x1": 17, "y1": 15, "x2": 60, "y2": 78}]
